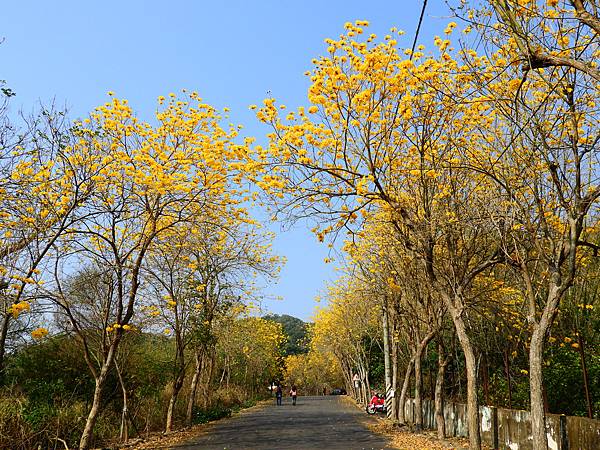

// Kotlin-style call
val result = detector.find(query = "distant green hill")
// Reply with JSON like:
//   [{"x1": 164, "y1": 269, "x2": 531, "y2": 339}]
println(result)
[{"x1": 263, "y1": 314, "x2": 309, "y2": 355}]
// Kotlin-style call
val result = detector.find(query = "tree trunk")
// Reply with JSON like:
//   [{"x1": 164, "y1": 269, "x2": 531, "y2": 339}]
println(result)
[
  {"x1": 398, "y1": 357, "x2": 414, "y2": 424},
  {"x1": 482, "y1": 356, "x2": 490, "y2": 406},
  {"x1": 415, "y1": 331, "x2": 436, "y2": 431},
  {"x1": 529, "y1": 284, "x2": 564, "y2": 450},
  {"x1": 382, "y1": 300, "x2": 393, "y2": 419},
  {"x1": 201, "y1": 349, "x2": 215, "y2": 408},
  {"x1": 0, "y1": 313, "x2": 10, "y2": 385},
  {"x1": 185, "y1": 350, "x2": 203, "y2": 426},
  {"x1": 358, "y1": 363, "x2": 370, "y2": 405},
  {"x1": 80, "y1": 364, "x2": 111, "y2": 449},
  {"x1": 577, "y1": 333, "x2": 593, "y2": 418},
  {"x1": 414, "y1": 345, "x2": 424, "y2": 431},
  {"x1": 167, "y1": 331, "x2": 187, "y2": 433},
  {"x1": 529, "y1": 325, "x2": 548, "y2": 450},
  {"x1": 166, "y1": 374, "x2": 185, "y2": 432},
  {"x1": 435, "y1": 341, "x2": 448, "y2": 439},
  {"x1": 116, "y1": 361, "x2": 129, "y2": 443},
  {"x1": 504, "y1": 349, "x2": 512, "y2": 408},
  {"x1": 391, "y1": 335, "x2": 399, "y2": 421},
  {"x1": 449, "y1": 304, "x2": 481, "y2": 450}
]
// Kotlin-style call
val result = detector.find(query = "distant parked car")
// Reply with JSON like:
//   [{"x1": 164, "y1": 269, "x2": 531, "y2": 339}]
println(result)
[{"x1": 330, "y1": 388, "x2": 346, "y2": 395}]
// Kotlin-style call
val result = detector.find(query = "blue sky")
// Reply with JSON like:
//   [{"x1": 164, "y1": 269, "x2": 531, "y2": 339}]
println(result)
[{"x1": 1, "y1": 0, "x2": 451, "y2": 321}]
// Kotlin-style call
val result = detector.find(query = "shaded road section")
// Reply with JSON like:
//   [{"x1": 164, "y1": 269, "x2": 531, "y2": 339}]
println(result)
[{"x1": 171, "y1": 395, "x2": 394, "y2": 449}]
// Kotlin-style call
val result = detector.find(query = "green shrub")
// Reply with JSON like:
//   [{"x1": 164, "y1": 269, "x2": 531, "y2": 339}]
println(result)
[{"x1": 192, "y1": 405, "x2": 232, "y2": 424}]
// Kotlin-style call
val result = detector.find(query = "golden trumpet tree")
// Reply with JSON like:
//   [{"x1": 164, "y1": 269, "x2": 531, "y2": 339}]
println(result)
[
  {"x1": 344, "y1": 216, "x2": 446, "y2": 429},
  {"x1": 145, "y1": 216, "x2": 282, "y2": 431},
  {"x1": 216, "y1": 314, "x2": 285, "y2": 395},
  {"x1": 284, "y1": 348, "x2": 344, "y2": 396},
  {"x1": 458, "y1": 6, "x2": 600, "y2": 445},
  {"x1": 0, "y1": 105, "x2": 96, "y2": 382},
  {"x1": 256, "y1": 22, "x2": 508, "y2": 449},
  {"x1": 485, "y1": 0, "x2": 600, "y2": 81},
  {"x1": 49, "y1": 92, "x2": 258, "y2": 450},
  {"x1": 312, "y1": 275, "x2": 382, "y2": 404}
]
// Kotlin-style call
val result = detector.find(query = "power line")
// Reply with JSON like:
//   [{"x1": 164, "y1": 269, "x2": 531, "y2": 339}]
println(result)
[{"x1": 411, "y1": 0, "x2": 428, "y2": 59}]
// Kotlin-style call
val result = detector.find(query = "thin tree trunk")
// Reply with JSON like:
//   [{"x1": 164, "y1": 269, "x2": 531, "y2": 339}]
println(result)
[
  {"x1": 165, "y1": 374, "x2": 185, "y2": 432},
  {"x1": 358, "y1": 363, "x2": 370, "y2": 405},
  {"x1": 448, "y1": 303, "x2": 481, "y2": 450},
  {"x1": 382, "y1": 299, "x2": 393, "y2": 418},
  {"x1": 79, "y1": 354, "x2": 114, "y2": 450},
  {"x1": 166, "y1": 331, "x2": 187, "y2": 432},
  {"x1": 577, "y1": 333, "x2": 593, "y2": 418},
  {"x1": 415, "y1": 331, "x2": 436, "y2": 431},
  {"x1": 0, "y1": 313, "x2": 10, "y2": 385},
  {"x1": 529, "y1": 285, "x2": 563, "y2": 450},
  {"x1": 202, "y1": 349, "x2": 215, "y2": 408},
  {"x1": 435, "y1": 341, "x2": 448, "y2": 439},
  {"x1": 398, "y1": 356, "x2": 414, "y2": 424},
  {"x1": 391, "y1": 337, "x2": 399, "y2": 421},
  {"x1": 414, "y1": 345, "x2": 424, "y2": 431},
  {"x1": 116, "y1": 361, "x2": 129, "y2": 443},
  {"x1": 482, "y1": 356, "x2": 490, "y2": 406},
  {"x1": 504, "y1": 349, "x2": 512, "y2": 408},
  {"x1": 185, "y1": 350, "x2": 203, "y2": 426}
]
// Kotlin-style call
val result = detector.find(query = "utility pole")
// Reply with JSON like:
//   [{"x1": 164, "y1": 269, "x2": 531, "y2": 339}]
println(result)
[{"x1": 382, "y1": 296, "x2": 394, "y2": 419}]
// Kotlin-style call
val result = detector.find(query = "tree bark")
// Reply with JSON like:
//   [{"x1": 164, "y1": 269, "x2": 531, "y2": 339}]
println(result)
[
  {"x1": 166, "y1": 333, "x2": 187, "y2": 432},
  {"x1": 391, "y1": 333, "x2": 399, "y2": 421},
  {"x1": 398, "y1": 356, "x2": 414, "y2": 424},
  {"x1": 185, "y1": 350, "x2": 203, "y2": 426},
  {"x1": 0, "y1": 313, "x2": 10, "y2": 385},
  {"x1": 529, "y1": 284, "x2": 564, "y2": 450},
  {"x1": 529, "y1": 325, "x2": 548, "y2": 450},
  {"x1": 79, "y1": 345, "x2": 116, "y2": 450},
  {"x1": 435, "y1": 341, "x2": 448, "y2": 439},
  {"x1": 414, "y1": 333, "x2": 435, "y2": 431},
  {"x1": 165, "y1": 373, "x2": 185, "y2": 432},
  {"x1": 116, "y1": 361, "x2": 129, "y2": 444},
  {"x1": 382, "y1": 299, "x2": 393, "y2": 419},
  {"x1": 447, "y1": 299, "x2": 481, "y2": 450},
  {"x1": 482, "y1": 356, "x2": 490, "y2": 406},
  {"x1": 201, "y1": 348, "x2": 215, "y2": 408},
  {"x1": 414, "y1": 346, "x2": 424, "y2": 431}
]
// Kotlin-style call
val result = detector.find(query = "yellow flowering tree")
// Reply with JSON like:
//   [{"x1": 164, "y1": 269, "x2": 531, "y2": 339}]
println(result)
[
  {"x1": 256, "y1": 22, "x2": 508, "y2": 448},
  {"x1": 48, "y1": 92, "x2": 258, "y2": 450},
  {"x1": 144, "y1": 216, "x2": 282, "y2": 431},
  {"x1": 216, "y1": 315, "x2": 285, "y2": 396},
  {"x1": 0, "y1": 104, "x2": 96, "y2": 383},
  {"x1": 461, "y1": 3, "x2": 600, "y2": 445}
]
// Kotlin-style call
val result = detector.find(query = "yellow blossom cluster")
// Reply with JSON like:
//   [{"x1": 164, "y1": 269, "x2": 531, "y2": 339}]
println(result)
[
  {"x1": 31, "y1": 327, "x2": 49, "y2": 340},
  {"x1": 8, "y1": 301, "x2": 30, "y2": 318}
]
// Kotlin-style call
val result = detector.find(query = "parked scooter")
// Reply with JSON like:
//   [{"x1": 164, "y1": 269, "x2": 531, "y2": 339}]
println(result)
[{"x1": 366, "y1": 393, "x2": 386, "y2": 414}]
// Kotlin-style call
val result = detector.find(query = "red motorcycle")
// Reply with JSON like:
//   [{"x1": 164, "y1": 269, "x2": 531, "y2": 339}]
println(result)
[{"x1": 366, "y1": 393, "x2": 386, "y2": 414}]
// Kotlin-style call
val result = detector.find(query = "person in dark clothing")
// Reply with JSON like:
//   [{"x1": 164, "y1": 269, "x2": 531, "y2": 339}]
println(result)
[
  {"x1": 276, "y1": 384, "x2": 283, "y2": 406},
  {"x1": 290, "y1": 385, "x2": 297, "y2": 406}
]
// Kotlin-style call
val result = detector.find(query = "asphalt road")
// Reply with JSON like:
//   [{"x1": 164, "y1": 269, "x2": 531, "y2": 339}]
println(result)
[{"x1": 170, "y1": 395, "x2": 395, "y2": 450}]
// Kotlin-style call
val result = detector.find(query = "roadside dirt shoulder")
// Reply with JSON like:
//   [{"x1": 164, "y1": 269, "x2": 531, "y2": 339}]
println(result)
[
  {"x1": 341, "y1": 396, "x2": 473, "y2": 450},
  {"x1": 119, "y1": 399, "x2": 271, "y2": 450}
]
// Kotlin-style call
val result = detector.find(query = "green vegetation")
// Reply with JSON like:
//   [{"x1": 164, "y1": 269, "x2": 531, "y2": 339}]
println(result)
[{"x1": 264, "y1": 314, "x2": 309, "y2": 356}]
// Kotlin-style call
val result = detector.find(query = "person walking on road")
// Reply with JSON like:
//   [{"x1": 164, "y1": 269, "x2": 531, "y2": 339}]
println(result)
[
  {"x1": 276, "y1": 384, "x2": 283, "y2": 406},
  {"x1": 290, "y1": 385, "x2": 297, "y2": 406}
]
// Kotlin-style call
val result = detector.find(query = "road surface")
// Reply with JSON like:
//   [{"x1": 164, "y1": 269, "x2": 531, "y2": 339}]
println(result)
[{"x1": 171, "y1": 395, "x2": 395, "y2": 449}]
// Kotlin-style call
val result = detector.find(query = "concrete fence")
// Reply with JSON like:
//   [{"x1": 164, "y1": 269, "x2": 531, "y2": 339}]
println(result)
[{"x1": 400, "y1": 397, "x2": 600, "y2": 449}]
